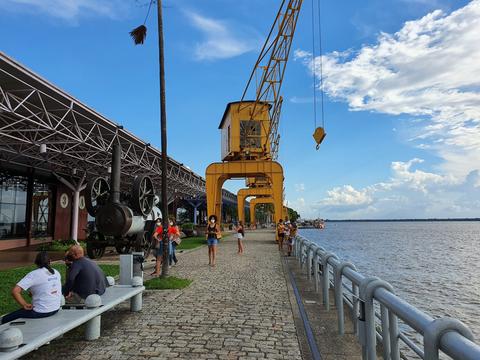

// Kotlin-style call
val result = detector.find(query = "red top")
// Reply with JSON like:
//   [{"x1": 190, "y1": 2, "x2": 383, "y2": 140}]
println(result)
[
  {"x1": 154, "y1": 225, "x2": 163, "y2": 236},
  {"x1": 155, "y1": 225, "x2": 179, "y2": 236}
]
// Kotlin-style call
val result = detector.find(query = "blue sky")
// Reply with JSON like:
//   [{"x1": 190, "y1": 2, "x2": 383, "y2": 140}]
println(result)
[{"x1": 1, "y1": 0, "x2": 479, "y2": 219}]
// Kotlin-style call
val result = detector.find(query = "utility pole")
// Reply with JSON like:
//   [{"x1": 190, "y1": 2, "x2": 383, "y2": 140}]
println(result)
[
  {"x1": 157, "y1": 0, "x2": 170, "y2": 278},
  {"x1": 130, "y1": 0, "x2": 169, "y2": 277}
]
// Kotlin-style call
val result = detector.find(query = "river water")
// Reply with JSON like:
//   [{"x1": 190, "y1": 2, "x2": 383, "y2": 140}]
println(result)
[{"x1": 299, "y1": 221, "x2": 480, "y2": 348}]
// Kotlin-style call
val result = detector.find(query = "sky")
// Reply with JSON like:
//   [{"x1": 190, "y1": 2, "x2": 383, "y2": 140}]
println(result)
[{"x1": 0, "y1": 0, "x2": 479, "y2": 219}]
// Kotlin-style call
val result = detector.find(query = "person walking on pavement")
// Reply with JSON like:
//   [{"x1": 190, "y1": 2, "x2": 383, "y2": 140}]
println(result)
[{"x1": 206, "y1": 214, "x2": 221, "y2": 267}]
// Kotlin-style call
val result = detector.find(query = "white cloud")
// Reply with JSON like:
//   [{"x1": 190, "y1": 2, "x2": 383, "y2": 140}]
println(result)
[
  {"x1": 185, "y1": 11, "x2": 260, "y2": 61},
  {"x1": 294, "y1": 183, "x2": 305, "y2": 192},
  {"x1": 296, "y1": 1, "x2": 480, "y2": 178},
  {"x1": 320, "y1": 185, "x2": 373, "y2": 208},
  {"x1": 313, "y1": 158, "x2": 480, "y2": 219},
  {"x1": 0, "y1": 0, "x2": 129, "y2": 21}
]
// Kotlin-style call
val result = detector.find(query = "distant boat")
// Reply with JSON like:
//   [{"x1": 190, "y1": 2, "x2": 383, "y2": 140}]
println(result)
[{"x1": 314, "y1": 219, "x2": 325, "y2": 229}]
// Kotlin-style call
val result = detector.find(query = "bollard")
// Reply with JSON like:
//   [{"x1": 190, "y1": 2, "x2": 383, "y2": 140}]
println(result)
[
  {"x1": 320, "y1": 252, "x2": 338, "y2": 311},
  {"x1": 130, "y1": 276, "x2": 143, "y2": 312},
  {"x1": 0, "y1": 328, "x2": 23, "y2": 352},
  {"x1": 334, "y1": 262, "x2": 357, "y2": 335},
  {"x1": 85, "y1": 294, "x2": 102, "y2": 341},
  {"x1": 423, "y1": 318, "x2": 474, "y2": 360}
]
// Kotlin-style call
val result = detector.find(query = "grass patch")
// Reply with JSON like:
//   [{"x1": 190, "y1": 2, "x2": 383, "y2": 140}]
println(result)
[
  {"x1": 0, "y1": 264, "x2": 119, "y2": 316},
  {"x1": 177, "y1": 236, "x2": 207, "y2": 250},
  {"x1": 37, "y1": 240, "x2": 86, "y2": 252},
  {"x1": 144, "y1": 276, "x2": 192, "y2": 290},
  {"x1": 176, "y1": 233, "x2": 230, "y2": 251}
]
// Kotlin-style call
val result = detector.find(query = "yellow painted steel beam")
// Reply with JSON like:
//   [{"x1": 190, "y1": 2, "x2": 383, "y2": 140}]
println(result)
[
  {"x1": 237, "y1": 187, "x2": 274, "y2": 224},
  {"x1": 250, "y1": 196, "x2": 275, "y2": 226},
  {"x1": 205, "y1": 160, "x2": 284, "y2": 232}
]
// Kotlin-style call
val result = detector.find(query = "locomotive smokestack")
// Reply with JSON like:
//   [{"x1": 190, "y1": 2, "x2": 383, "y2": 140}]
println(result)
[{"x1": 111, "y1": 144, "x2": 121, "y2": 204}]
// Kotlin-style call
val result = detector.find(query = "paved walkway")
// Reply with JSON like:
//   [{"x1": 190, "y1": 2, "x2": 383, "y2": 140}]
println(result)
[{"x1": 25, "y1": 230, "x2": 303, "y2": 360}]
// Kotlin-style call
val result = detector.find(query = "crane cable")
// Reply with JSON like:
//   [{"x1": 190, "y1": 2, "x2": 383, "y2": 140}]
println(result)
[
  {"x1": 317, "y1": 0, "x2": 325, "y2": 132},
  {"x1": 310, "y1": 0, "x2": 318, "y2": 130},
  {"x1": 311, "y1": 0, "x2": 326, "y2": 150}
]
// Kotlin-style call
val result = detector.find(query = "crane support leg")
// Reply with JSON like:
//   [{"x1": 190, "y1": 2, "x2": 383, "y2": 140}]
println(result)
[
  {"x1": 250, "y1": 196, "x2": 275, "y2": 227},
  {"x1": 237, "y1": 187, "x2": 274, "y2": 224},
  {"x1": 206, "y1": 160, "x2": 284, "y2": 239}
]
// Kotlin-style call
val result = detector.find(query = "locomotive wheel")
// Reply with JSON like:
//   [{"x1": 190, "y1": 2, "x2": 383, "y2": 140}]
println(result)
[
  {"x1": 131, "y1": 175, "x2": 155, "y2": 216},
  {"x1": 134, "y1": 230, "x2": 153, "y2": 258},
  {"x1": 86, "y1": 243, "x2": 106, "y2": 259},
  {"x1": 115, "y1": 243, "x2": 131, "y2": 254},
  {"x1": 86, "y1": 232, "x2": 106, "y2": 259},
  {"x1": 115, "y1": 236, "x2": 131, "y2": 254},
  {"x1": 85, "y1": 177, "x2": 110, "y2": 216}
]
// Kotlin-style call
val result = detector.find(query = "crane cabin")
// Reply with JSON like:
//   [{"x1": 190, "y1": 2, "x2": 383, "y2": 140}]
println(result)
[
  {"x1": 219, "y1": 101, "x2": 272, "y2": 161},
  {"x1": 245, "y1": 176, "x2": 270, "y2": 188}
]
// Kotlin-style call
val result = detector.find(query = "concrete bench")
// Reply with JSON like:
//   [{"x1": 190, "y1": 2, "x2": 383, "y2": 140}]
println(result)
[{"x1": 0, "y1": 281, "x2": 144, "y2": 360}]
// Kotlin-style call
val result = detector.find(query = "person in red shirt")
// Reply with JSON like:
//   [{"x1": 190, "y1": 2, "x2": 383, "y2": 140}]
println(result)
[
  {"x1": 151, "y1": 218, "x2": 166, "y2": 276},
  {"x1": 168, "y1": 218, "x2": 181, "y2": 266}
]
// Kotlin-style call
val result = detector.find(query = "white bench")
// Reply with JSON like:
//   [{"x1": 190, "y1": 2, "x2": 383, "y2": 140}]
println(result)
[{"x1": 0, "y1": 282, "x2": 144, "y2": 360}]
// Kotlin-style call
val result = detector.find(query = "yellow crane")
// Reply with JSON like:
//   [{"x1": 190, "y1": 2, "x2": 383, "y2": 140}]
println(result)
[{"x1": 206, "y1": 0, "x2": 322, "y2": 230}]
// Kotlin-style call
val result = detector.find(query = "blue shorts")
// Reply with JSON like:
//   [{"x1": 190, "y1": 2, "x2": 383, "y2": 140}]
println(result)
[
  {"x1": 155, "y1": 241, "x2": 172, "y2": 257},
  {"x1": 207, "y1": 237, "x2": 218, "y2": 246}
]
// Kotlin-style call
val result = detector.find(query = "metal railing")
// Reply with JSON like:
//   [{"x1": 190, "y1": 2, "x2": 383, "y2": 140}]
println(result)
[{"x1": 294, "y1": 235, "x2": 480, "y2": 360}]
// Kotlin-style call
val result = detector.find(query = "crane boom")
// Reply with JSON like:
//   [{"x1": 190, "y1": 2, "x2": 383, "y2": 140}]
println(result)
[{"x1": 240, "y1": 0, "x2": 304, "y2": 160}]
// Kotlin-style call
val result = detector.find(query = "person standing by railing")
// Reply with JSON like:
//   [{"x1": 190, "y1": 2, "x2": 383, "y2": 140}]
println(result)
[
  {"x1": 277, "y1": 219, "x2": 285, "y2": 251},
  {"x1": 287, "y1": 222, "x2": 297, "y2": 256}
]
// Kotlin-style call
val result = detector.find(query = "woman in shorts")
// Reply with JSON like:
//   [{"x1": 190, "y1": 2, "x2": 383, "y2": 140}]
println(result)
[
  {"x1": 236, "y1": 220, "x2": 245, "y2": 255},
  {"x1": 206, "y1": 214, "x2": 221, "y2": 267}
]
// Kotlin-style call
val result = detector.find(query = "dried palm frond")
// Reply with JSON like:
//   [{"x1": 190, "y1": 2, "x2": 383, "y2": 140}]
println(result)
[{"x1": 130, "y1": 25, "x2": 147, "y2": 45}]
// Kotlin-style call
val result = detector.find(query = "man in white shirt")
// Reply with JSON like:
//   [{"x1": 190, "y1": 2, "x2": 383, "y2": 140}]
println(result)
[{"x1": 1, "y1": 252, "x2": 62, "y2": 324}]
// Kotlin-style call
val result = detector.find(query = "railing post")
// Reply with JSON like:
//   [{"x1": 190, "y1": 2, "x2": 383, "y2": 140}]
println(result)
[
  {"x1": 307, "y1": 245, "x2": 313, "y2": 280},
  {"x1": 360, "y1": 277, "x2": 394, "y2": 360},
  {"x1": 334, "y1": 262, "x2": 357, "y2": 335},
  {"x1": 314, "y1": 248, "x2": 324, "y2": 293},
  {"x1": 380, "y1": 304, "x2": 391, "y2": 360},
  {"x1": 352, "y1": 283, "x2": 359, "y2": 336},
  {"x1": 388, "y1": 309, "x2": 400, "y2": 360},
  {"x1": 424, "y1": 318, "x2": 474, "y2": 360},
  {"x1": 320, "y1": 252, "x2": 337, "y2": 311}
]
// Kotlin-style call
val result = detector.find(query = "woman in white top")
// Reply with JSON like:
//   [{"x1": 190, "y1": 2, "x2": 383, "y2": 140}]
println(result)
[
  {"x1": 236, "y1": 221, "x2": 245, "y2": 255},
  {"x1": 1, "y1": 251, "x2": 62, "y2": 324}
]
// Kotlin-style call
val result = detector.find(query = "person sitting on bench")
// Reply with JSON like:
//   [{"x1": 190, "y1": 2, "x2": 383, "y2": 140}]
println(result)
[
  {"x1": 62, "y1": 245, "x2": 107, "y2": 304},
  {"x1": 1, "y1": 251, "x2": 62, "y2": 324}
]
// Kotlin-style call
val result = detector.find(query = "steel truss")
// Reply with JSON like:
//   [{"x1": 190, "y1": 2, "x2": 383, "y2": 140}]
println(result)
[{"x1": 0, "y1": 52, "x2": 236, "y2": 203}]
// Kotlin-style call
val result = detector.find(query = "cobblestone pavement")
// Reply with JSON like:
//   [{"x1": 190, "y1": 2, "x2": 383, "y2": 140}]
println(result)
[{"x1": 25, "y1": 230, "x2": 303, "y2": 360}]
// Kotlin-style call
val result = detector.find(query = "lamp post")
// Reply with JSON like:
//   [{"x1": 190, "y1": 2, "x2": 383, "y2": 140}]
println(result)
[{"x1": 131, "y1": 0, "x2": 170, "y2": 277}]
